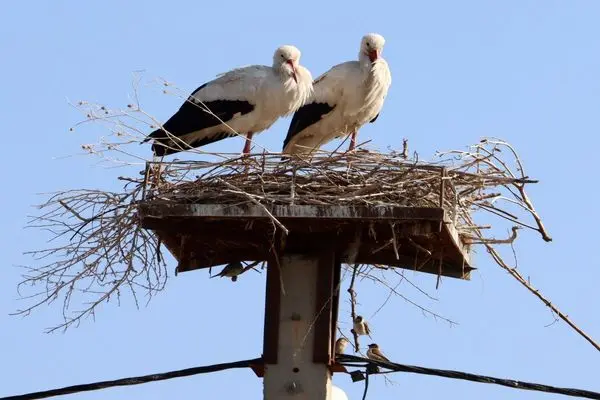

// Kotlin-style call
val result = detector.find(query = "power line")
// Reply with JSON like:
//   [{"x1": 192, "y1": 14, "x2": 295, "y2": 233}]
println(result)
[
  {"x1": 338, "y1": 354, "x2": 600, "y2": 399},
  {"x1": 1, "y1": 355, "x2": 598, "y2": 400},
  {"x1": 0, "y1": 358, "x2": 260, "y2": 400}
]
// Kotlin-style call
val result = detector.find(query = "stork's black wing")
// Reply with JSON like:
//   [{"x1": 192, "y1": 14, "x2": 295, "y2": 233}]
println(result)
[
  {"x1": 146, "y1": 83, "x2": 254, "y2": 156},
  {"x1": 282, "y1": 102, "x2": 335, "y2": 151}
]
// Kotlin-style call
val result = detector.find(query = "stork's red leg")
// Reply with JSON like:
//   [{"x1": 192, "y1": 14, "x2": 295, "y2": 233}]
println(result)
[
  {"x1": 242, "y1": 132, "x2": 254, "y2": 155},
  {"x1": 348, "y1": 130, "x2": 357, "y2": 151}
]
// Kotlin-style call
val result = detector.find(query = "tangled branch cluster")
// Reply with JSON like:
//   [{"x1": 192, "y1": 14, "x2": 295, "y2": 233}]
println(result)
[
  {"x1": 20, "y1": 184, "x2": 167, "y2": 332},
  {"x1": 144, "y1": 139, "x2": 550, "y2": 246}
]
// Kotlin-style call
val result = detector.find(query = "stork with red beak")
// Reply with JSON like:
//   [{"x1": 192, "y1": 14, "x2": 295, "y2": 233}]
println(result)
[
  {"x1": 282, "y1": 33, "x2": 391, "y2": 155},
  {"x1": 146, "y1": 45, "x2": 312, "y2": 156}
]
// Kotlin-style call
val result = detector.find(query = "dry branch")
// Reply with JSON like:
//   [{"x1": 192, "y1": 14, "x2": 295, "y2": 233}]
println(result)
[
  {"x1": 348, "y1": 264, "x2": 362, "y2": 353},
  {"x1": 482, "y1": 240, "x2": 600, "y2": 352},
  {"x1": 19, "y1": 187, "x2": 167, "y2": 332}
]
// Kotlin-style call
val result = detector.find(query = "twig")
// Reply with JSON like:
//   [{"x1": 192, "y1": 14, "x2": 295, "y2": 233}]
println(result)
[
  {"x1": 390, "y1": 224, "x2": 400, "y2": 260},
  {"x1": 517, "y1": 184, "x2": 552, "y2": 242},
  {"x1": 401, "y1": 138, "x2": 408, "y2": 159},
  {"x1": 348, "y1": 264, "x2": 361, "y2": 352},
  {"x1": 464, "y1": 226, "x2": 520, "y2": 245},
  {"x1": 408, "y1": 238, "x2": 432, "y2": 257},
  {"x1": 216, "y1": 178, "x2": 288, "y2": 235},
  {"x1": 482, "y1": 240, "x2": 600, "y2": 352}
]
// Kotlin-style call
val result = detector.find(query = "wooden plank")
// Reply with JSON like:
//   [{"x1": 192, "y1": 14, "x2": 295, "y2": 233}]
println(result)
[
  {"x1": 139, "y1": 203, "x2": 446, "y2": 221},
  {"x1": 140, "y1": 204, "x2": 472, "y2": 280},
  {"x1": 443, "y1": 221, "x2": 472, "y2": 269},
  {"x1": 141, "y1": 218, "x2": 440, "y2": 239},
  {"x1": 181, "y1": 253, "x2": 470, "y2": 280},
  {"x1": 154, "y1": 234, "x2": 473, "y2": 279}
]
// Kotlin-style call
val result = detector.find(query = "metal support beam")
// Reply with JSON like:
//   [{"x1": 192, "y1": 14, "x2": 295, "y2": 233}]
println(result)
[
  {"x1": 263, "y1": 253, "x2": 338, "y2": 400},
  {"x1": 313, "y1": 252, "x2": 336, "y2": 364}
]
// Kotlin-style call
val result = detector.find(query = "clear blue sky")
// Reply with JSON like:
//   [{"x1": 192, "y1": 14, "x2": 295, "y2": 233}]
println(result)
[{"x1": 1, "y1": 1, "x2": 599, "y2": 399}]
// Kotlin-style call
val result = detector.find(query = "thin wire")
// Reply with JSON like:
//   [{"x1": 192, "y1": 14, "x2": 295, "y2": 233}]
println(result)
[
  {"x1": 0, "y1": 358, "x2": 261, "y2": 400},
  {"x1": 338, "y1": 354, "x2": 600, "y2": 399},
  {"x1": 362, "y1": 371, "x2": 370, "y2": 400}
]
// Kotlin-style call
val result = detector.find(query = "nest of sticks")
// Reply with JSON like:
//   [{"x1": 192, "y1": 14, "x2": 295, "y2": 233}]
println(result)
[
  {"x1": 143, "y1": 139, "x2": 549, "y2": 245},
  {"x1": 20, "y1": 138, "x2": 551, "y2": 332}
]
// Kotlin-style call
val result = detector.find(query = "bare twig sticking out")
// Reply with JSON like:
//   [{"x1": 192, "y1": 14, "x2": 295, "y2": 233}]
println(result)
[
  {"x1": 480, "y1": 139, "x2": 551, "y2": 242},
  {"x1": 348, "y1": 264, "x2": 361, "y2": 352},
  {"x1": 390, "y1": 224, "x2": 400, "y2": 260},
  {"x1": 516, "y1": 183, "x2": 552, "y2": 242},
  {"x1": 441, "y1": 138, "x2": 551, "y2": 242},
  {"x1": 408, "y1": 238, "x2": 432, "y2": 257},
  {"x1": 463, "y1": 226, "x2": 520, "y2": 244},
  {"x1": 370, "y1": 275, "x2": 404, "y2": 319},
  {"x1": 217, "y1": 178, "x2": 288, "y2": 236},
  {"x1": 482, "y1": 240, "x2": 600, "y2": 352},
  {"x1": 401, "y1": 138, "x2": 409, "y2": 159},
  {"x1": 18, "y1": 187, "x2": 167, "y2": 333},
  {"x1": 436, "y1": 249, "x2": 443, "y2": 290},
  {"x1": 359, "y1": 271, "x2": 457, "y2": 326}
]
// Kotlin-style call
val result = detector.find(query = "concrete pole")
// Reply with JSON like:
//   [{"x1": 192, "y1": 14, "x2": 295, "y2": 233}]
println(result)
[{"x1": 263, "y1": 254, "x2": 333, "y2": 400}]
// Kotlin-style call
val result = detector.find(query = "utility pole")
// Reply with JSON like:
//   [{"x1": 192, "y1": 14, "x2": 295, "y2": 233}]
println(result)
[
  {"x1": 263, "y1": 253, "x2": 339, "y2": 399},
  {"x1": 139, "y1": 200, "x2": 472, "y2": 400}
]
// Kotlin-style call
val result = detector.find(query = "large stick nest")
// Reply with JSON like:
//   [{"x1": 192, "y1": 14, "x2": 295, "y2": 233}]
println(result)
[
  {"x1": 143, "y1": 140, "x2": 549, "y2": 244},
  {"x1": 21, "y1": 135, "x2": 551, "y2": 332}
]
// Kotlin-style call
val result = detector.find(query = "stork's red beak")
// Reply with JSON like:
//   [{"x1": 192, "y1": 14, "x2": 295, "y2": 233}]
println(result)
[
  {"x1": 286, "y1": 59, "x2": 298, "y2": 83},
  {"x1": 368, "y1": 49, "x2": 379, "y2": 62}
]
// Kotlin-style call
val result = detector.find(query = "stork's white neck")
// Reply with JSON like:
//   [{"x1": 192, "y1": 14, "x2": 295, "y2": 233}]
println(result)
[
  {"x1": 276, "y1": 65, "x2": 289, "y2": 82},
  {"x1": 274, "y1": 63, "x2": 294, "y2": 85},
  {"x1": 358, "y1": 52, "x2": 372, "y2": 72}
]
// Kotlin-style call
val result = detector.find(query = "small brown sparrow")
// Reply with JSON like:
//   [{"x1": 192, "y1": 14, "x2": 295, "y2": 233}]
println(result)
[
  {"x1": 335, "y1": 338, "x2": 349, "y2": 354},
  {"x1": 210, "y1": 262, "x2": 244, "y2": 282},
  {"x1": 353, "y1": 315, "x2": 371, "y2": 337},
  {"x1": 366, "y1": 343, "x2": 391, "y2": 363}
]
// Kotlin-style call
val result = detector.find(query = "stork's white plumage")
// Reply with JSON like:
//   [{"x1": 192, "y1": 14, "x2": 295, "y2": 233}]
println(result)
[
  {"x1": 146, "y1": 45, "x2": 313, "y2": 156},
  {"x1": 282, "y1": 34, "x2": 391, "y2": 155}
]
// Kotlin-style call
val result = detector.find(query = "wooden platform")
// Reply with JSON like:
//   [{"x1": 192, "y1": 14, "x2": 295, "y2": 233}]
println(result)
[{"x1": 138, "y1": 203, "x2": 473, "y2": 279}]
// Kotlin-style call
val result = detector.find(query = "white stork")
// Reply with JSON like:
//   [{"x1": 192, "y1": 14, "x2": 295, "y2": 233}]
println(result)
[
  {"x1": 282, "y1": 33, "x2": 391, "y2": 155},
  {"x1": 146, "y1": 45, "x2": 313, "y2": 156}
]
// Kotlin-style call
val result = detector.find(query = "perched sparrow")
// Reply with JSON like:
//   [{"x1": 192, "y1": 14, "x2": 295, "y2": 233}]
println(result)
[
  {"x1": 211, "y1": 262, "x2": 244, "y2": 282},
  {"x1": 335, "y1": 338, "x2": 349, "y2": 354},
  {"x1": 366, "y1": 343, "x2": 391, "y2": 363},
  {"x1": 353, "y1": 315, "x2": 371, "y2": 337}
]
